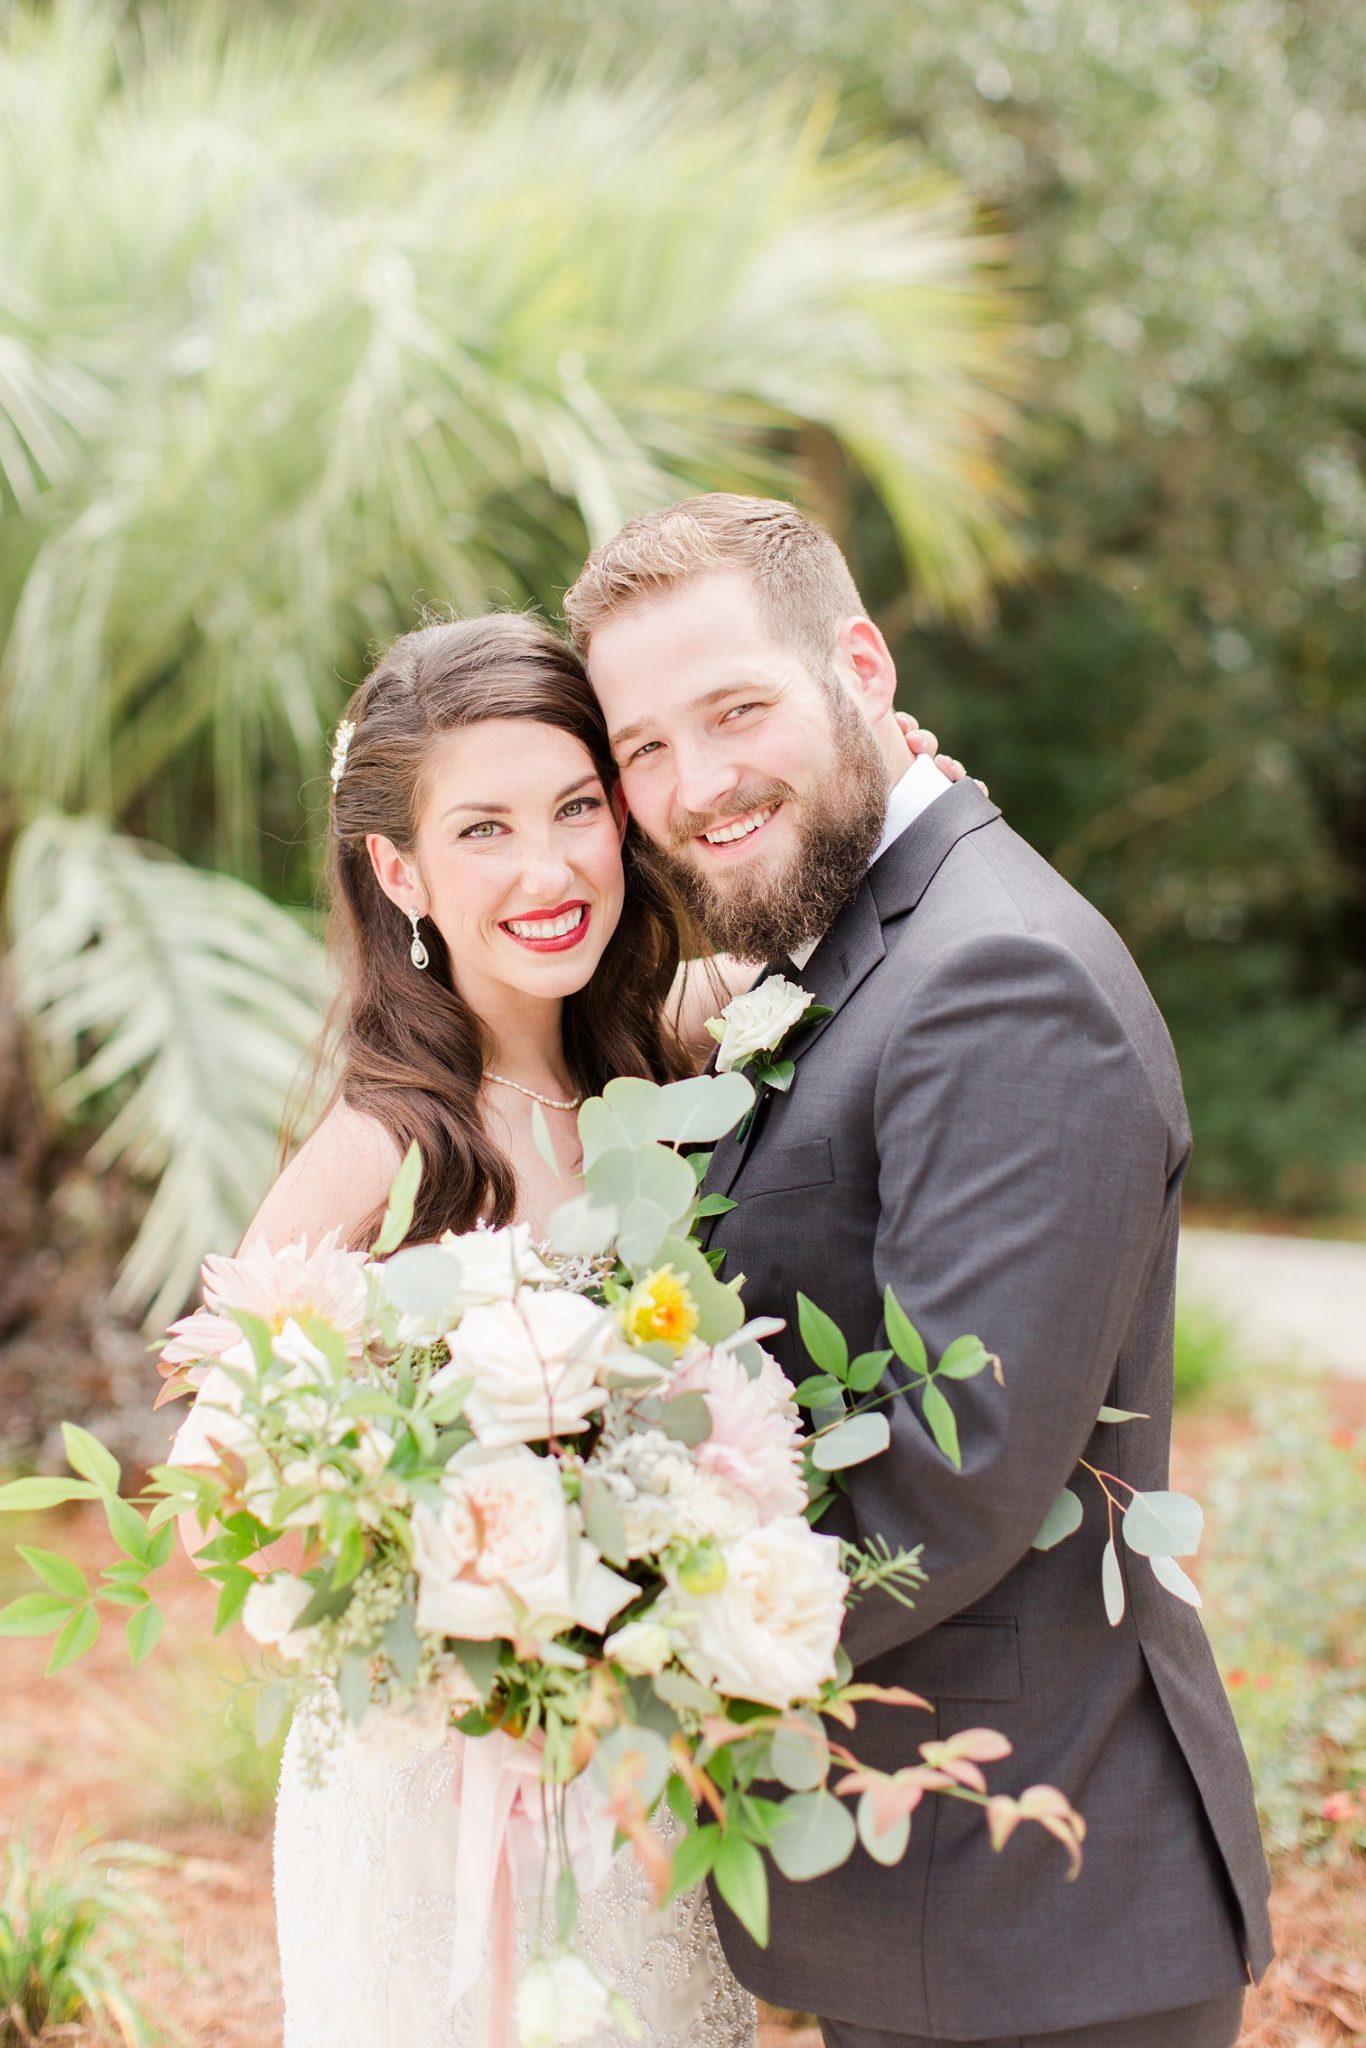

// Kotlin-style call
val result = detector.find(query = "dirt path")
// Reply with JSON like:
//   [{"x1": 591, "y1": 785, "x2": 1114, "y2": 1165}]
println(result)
[{"x1": 1180, "y1": 1228, "x2": 1366, "y2": 1380}]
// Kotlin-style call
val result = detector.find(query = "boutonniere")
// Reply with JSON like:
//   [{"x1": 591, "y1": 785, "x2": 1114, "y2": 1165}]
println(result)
[{"x1": 704, "y1": 974, "x2": 832, "y2": 1136}]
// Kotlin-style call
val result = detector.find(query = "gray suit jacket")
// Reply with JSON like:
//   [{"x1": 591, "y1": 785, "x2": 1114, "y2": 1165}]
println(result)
[{"x1": 703, "y1": 781, "x2": 1271, "y2": 2039}]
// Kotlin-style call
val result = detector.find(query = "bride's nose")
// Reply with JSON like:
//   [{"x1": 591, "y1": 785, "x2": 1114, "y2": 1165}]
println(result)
[{"x1": 517, "y1": 840, "x2": 576, "y2": 902}]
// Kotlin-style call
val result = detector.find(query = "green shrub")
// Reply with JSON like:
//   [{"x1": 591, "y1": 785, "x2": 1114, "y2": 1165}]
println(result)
[
  {"x1": 1172, "y1": 1299, "x2": 1242, "y2": 1409},
  {"x1": 0, "y1": 1832, "x2": 183, "y2": 2046},
  {"x1": 1203, "y1": 1399, "x2": 1366, "y2": 1857},
  {"x1": 115, "y1": 1655, "x2": 288, "y2": 1830}
]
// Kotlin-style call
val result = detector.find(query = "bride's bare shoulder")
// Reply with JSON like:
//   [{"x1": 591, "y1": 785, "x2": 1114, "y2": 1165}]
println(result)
[{"x1": 241, "y1": 1098, "x2": 404, "y2": 1252}]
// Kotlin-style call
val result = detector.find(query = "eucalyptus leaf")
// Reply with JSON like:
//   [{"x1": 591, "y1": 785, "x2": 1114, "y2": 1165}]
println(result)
[
  {"x1": 593, "y1": 1725, "x2": 671, "y2": 1810},
  {"x1": 616, "y1": 1196, "x2": 674, "y2": 1270},
  {"x1": 547, "y1": 1194, "x2": 620, "y2": 1257},
  {"x1": 655, "y1": 1235, "x2": 746, "y2": 1345},
  {"x1": 529, "y1": 1102, "x2": 561, "y2": 1179},
  {"x1": 857, "y1": 1789, "x2": 911, "y2": 1866},
  {"x1": 1031, "y1": 1486, "x2": 1084, "y2": 1552},
  {"x1": 652, "y1": 1071, "x2": 755, "y2": 1145},
  {"x1": 378, "y1": 1243, "x2": 469, "y2": 1325},
  {"x1": 769, "y1": 1789, "x2": 857, "y2": 1881},
  {"x1": 255, "y1": 1682, "x2": 291, "y2": 1745},
  {"x1": 810, "y1": 1411, "x2": 890, "y2": 1471},
  {"x1": 582, "y1": 1480, "x2": 629, "y2": 1566},
  {"x1": 382, "y1": 1601, "x2": 423, "y2": 1683},
  {"x1": 1121, "y1": 1490, "x2": 1204, "y2": 1560},
  {"x1": 448, "y1": 1637, "x2": 501, "y2": 1699},
  {"x1": 1149, "y1": 1553, "x2": 1203, "y2": 1607},
  {"x1": 1097, "y1": 1405, "x2": 1149, "y2": 1424},
  {"x1": 338, "y1": 1650, "x2": 371, "y2": 1725},
  {"x1": 653, "y1": 1669, "x2": 722, "y2": 1715},
  {"x1": 1101, "y1": 1537, "x2": 1125, "y2": 1626},
  {"x1": 769, "y1": 1714, "x2": 829, "y2": 1793}
]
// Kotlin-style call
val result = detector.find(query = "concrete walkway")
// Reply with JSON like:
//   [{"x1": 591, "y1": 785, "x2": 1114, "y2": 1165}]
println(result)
[{"x1": 1178, "y1": 1227, "x2": 1366, "y2": 1380}]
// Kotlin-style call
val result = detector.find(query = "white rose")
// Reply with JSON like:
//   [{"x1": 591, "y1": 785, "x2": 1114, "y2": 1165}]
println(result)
[
  {"x1": 603, "y1": 1618, "x2": 674, "y2": 1677},
  {"x1": 441, "y1": 1224, "x2": 558, "y2": 1306},
  {"x1": 710, "y1": 975, "x2": 812, "y2": 1074},
  {"x1": 381, "y1": 1226, "x2": 557, "y2": 1342},
  {"x1": 412, "y1": 1442, "x2": 634, "y2": 1642},
  {"x1": 438, "y1": 1289, "x2": 616, "y2": 1448},
  {"x1": 515, "y1": 1954, "x2": 615, "y2": 2048},
  {"x1": 242, "y1": 1573, "x2": 316, "y2": 1662},
  {"x1": 678, "y1": 1517, "x2": 847, "y2": 1708}
]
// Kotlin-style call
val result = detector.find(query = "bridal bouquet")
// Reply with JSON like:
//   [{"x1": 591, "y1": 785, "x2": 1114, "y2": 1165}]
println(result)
[{"x1": 1, "y1": 1070, "x2": 1085, "y2": 2046}]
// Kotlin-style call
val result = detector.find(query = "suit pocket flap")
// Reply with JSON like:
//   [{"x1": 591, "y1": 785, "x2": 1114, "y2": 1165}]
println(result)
[
  {"x1": 885, "y1": 1617, "x2": 1022, "y2": 1703},
  {"x1": 739, "y1": 1136, "x2": 835, "y2": 1197}
]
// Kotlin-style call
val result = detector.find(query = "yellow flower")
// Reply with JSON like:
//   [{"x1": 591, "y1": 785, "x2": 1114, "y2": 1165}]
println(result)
[{"x1": 620, "y1": 1266, "x2": 699, "y2": 1352}]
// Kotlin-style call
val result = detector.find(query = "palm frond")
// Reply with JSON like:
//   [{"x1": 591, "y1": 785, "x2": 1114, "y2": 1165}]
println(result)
[
  {"x1": 8, "y1": 815, "x2": 331, "y2": 1323},
  {"x1": 0, "y1": 10, "x2": 1026, "y2": 867}
]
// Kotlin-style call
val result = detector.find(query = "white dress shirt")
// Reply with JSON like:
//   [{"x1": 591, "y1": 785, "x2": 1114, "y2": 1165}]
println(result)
[{"x1": 789, "y1": 749, "x2": 951, "y2": 971}]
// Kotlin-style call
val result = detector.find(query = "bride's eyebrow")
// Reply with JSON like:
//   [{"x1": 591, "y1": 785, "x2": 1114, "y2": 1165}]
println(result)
[{"x1": 442, "y1": 773, "x2": 600, "y2": 820}]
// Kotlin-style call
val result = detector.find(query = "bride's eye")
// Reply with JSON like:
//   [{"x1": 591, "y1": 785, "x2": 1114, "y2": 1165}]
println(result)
[
  {"x1": 459, "y1": 820, "x2": 506, "y2": 840},
  {"x1": 559, "y1": 796, "x2": 604, "y2": 820}
]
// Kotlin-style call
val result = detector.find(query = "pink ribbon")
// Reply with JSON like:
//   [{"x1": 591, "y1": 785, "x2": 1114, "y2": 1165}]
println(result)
[{"x1": 447, "y1": 1729, "x2": 615, "y2": 2044}]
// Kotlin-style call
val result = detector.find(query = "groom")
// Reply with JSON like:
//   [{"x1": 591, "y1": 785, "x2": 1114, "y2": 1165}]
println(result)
[{"x1": 565, "y1": 496, "x2": 1271, "y2": 2048}]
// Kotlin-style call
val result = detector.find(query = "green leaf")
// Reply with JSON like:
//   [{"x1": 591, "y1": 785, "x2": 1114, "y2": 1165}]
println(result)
[
  {"x1": 103, "y1": 1493, "x2": 152, "y2": 1564},
  {"x1": 98, "y1": 1584, "x2": 150, "y2": 1608},
  {"x1": 229, "y1": 1307, "x2": 278, "y2": 1380},
  {"x1": 0, "y1": 1591, "x2": 79, "y2": 1636},
  {"x1": 372, "y1": 1139, "x2": 423, "y2": 1256},
  {"x1": 667, "y1": 1824, "x2": 720, "y2": 1900},
  {"x1": 810, "y1": 1411, "x2": 890, "y2": 1471},
  {"x1": 380, "y1": 1601, "x2": 422, "y2": 1684},
  {"x1": 936, "y1": 1335, "x2": 991, "y2": 1380},
  {"x1": 793, "y1": 1374, "x2": 844, "y2": 1409},
  {"x1": 653, "y1": 1669, "x2": 722, "y2": 1715},
  {"x1": 1097, "y1": 1405, "x2": 1148, "y2": 1424},
  {"x1": 61, "y1": 1422, "x2": 121, "y2": 1492},
  {"x1": 145, "y1": 1520, "x2": 176, "y2": 1569},
  {"x1": 1032, "y1": 1486, "x2": 1084, "y2": 1552},
  {"x1": 16, "y1": 1545, "x2": 88, "y2": 1601},
  {"x1": 750, "y1": 1056, "x2": 795, "y2": 1093},
  {"x1": 688, "y1": 1150, "x2": 714, "y2": 1185},
  {"x1": 332, "y1": 1523, "x2": 368, "y2": 1588},
  {"x1": 769, "y1": 1789, "x2": 857, "y2": 1881},
  {"x1": 594, "y1": 1725, "x2": 672, "y2": 1810},
  {"x1": 920, "y1": 1380, "x2": 962, "y2": 1468},
  {"x1": 0, "y1": 1476, "x2": 101, "y2": 1511},
  {"x1": 660, "y1": 1392, "x2": 712, "y2": 1447},
  {"x1": 652, "y1": 1071, "x2": 756, "y2": 1146},
  {"x1": 768, "y1": 1713, "x2": 829, "y2": 1793},
  {"x1": 713, "y1": 1829, "x2": 769, "y2": 1946},
  {"x1": 213, "y1": 1566, "x2": 254, "y2": 1632},
  {"x1": 796, "y1": 1294, "x2": 849, "y2": 1379},
  {"x1": 338, "y1": 1650, "x2": 371, "y2": 1724},
  {"x1": 555, "y1": 1865, "x2": 578, "y2": 1946},
  {"x1": 582, "y1": 1480, "x2": 629, "y2": 1566},
  {"x1": 694, "y1": 1192, "x2": 738, "y2": 1220},
  {"x1": 1101, "y1": 1537, "x2": 1125, "y2": 1627},
  {"x1": 546, "y1": 1194, "x2": 620, "y2": 1257},
  {"x1": 448, "y1": 1637, "x2": 501, "y2": 1699},
  {"x1": 883, "y1": 1289, "x2": 927, "y2": 1375},
  {"x1": 126, "y1": 1602, "x2": 165, "y2": 1664},
  {"x1": 255, "y1": 1681, "x2": 291, "y2": 1746},
  {"x1": 1149, "y1": 1553, "x2": 1203, "y2": 1607},
  {"x1": 1121, "y1": 1490, "x2": 1204, "y2": 1560},
  {"x1": 47, "y1": 1603, "x2": 100, "y2": 1673},
  {"x1": 847, "y1": 1349, "x2": 893, "y2": 1394}
]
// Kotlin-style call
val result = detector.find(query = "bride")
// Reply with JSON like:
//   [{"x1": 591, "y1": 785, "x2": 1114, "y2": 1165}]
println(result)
[{"x1": 171, "y1": 612, "x2": 961, "y2": 2047}]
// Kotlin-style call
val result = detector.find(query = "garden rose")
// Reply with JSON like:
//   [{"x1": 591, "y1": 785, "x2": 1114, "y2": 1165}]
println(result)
[
  {"x1": 679, "y1": 1516, "x2": 847, "y2": 1708},
  {"x1": 242, "y1": 1573, "x2": 315, "y2": 1661},
  {"x1": 707, "y1": 975, "x2": 813, "y2": 1074},
  {"x1": 439, "y1": 1223, "x2": 557, "y2": 1306},
  {"x1": 437, "y1": 1289, "x2": 619, "y2": 1447},
  {"x1": 515, "y1": 1954, "x2": 614, "y2": 2048},
  {"x1": 667, "y1": 1345, "x2": 806, "y2": 1522},
  {"x1": 603, "y1": 1618, "x2": 674, "y2": 1677},
  {"x1": 412, "y1": 1443, "x2": 633, "y2": 1641}
]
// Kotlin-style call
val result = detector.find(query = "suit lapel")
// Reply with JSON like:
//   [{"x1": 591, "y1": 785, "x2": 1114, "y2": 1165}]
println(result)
[{"x1": 702, "y1": 779, "x2": 1003, "y2": 1208}]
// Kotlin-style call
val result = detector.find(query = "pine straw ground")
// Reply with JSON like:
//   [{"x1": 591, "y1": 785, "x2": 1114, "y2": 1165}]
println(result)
[{"x1": 1, "y1": 1391, "x2": 1361, "y2": 2048}]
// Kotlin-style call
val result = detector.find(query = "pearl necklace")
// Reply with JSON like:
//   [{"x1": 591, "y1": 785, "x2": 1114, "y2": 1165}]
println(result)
[{"x1": 483, "y1": 1071, "x2": 583, "y2": 1112}]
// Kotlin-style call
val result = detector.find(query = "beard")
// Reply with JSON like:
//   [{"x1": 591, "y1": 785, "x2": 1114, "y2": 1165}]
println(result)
[{"x1": 642, "y1": 688, "x2": 889, "y2": 962}]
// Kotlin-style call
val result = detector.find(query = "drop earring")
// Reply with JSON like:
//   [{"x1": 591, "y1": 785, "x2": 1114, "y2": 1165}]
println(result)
[{"x1": 407, "y1": 907, "x2": 429, "y2": 971}]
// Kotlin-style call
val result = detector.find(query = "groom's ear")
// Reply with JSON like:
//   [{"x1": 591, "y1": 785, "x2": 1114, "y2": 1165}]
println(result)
[
  {"x1": 610, "y1": 782, "x2": 630, "y2": 839},
  {"x1": 836, "y1": 615, "x2": 898, "y2": 724}
]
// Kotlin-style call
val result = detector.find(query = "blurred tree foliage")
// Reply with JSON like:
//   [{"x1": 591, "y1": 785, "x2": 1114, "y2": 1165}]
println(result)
[
  {"x1": 332, "y1": 0, "x2": 1366, "y2": 1215},
  {"x1": 0, "y1": 1, "x2": 1023, "y2": 1317}
]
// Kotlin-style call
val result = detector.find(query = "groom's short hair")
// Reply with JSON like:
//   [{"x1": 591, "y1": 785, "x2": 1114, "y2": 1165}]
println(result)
[{"x1": 563, "y1": 493, "x2": 865, "y2": 670}]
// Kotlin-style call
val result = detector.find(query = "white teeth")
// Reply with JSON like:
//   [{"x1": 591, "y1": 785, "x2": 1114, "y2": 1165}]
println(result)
[
  {"x1": 704, "y1": 805, "x2": 774, "y2": 846},
  {"x1": 505, "y1": 906, "x2": 586, "y2": 939}
]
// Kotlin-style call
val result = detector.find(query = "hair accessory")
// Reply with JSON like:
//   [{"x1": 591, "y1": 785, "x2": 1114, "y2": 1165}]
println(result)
[
  {"x1": 407, "y1": 907, "x2": 430, "y2": 972},
  {"x1": 329, "y1": 717, "x2": 357, "y2": 793}
]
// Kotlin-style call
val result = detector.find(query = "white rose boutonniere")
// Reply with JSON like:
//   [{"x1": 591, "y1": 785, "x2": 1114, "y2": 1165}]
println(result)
[{"x1": 704, "y1": 974, "x2": 831, "y2": 1134}]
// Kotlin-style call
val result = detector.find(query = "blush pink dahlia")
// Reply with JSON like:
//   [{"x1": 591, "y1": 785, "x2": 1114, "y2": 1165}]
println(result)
[{"x1": 666, "y1": 1345, "x2": 806, "y2": 1524}]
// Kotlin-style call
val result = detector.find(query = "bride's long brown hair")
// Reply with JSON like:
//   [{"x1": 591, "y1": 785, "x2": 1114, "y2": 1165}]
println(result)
[{"x1": 321, "y1": 614, "x2": 693, "y2": 1247}]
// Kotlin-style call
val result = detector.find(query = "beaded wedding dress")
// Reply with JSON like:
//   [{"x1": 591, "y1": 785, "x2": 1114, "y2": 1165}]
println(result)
[{"x1": 274, "y1": 1689, "x2": 759, "y2": 2048}]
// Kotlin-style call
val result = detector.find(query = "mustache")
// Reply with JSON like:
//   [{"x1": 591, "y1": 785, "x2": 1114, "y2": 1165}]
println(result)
[{"x1": 668, "y1": 782, "x2": 796, "y2": 852}]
